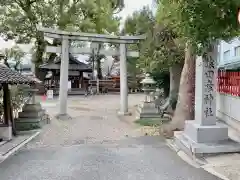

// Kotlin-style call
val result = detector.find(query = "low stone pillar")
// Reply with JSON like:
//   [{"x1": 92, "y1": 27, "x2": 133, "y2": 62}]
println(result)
[
  {"x1": 0, "y1": 126, "x2": 12, "y2": 141},
  {"x1": 175, "y1": 51, "x2": 240, "y2": 157}
]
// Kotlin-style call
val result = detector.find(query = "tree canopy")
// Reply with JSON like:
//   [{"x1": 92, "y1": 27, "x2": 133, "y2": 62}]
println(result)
[
  {"x1": 157, "y1": 0, "x2": 240, "y2": 52},
  {"x1": 155, "y1": 0, "x2": 240, "y2": 136},
  {"x1": 1, "y1": 45, "x2": 25, "y2": 70},
  {"x1": 0, "y1": 0, "x2": 122, "y2": 73},
  {"x1": 122, "y1": 5, "x2": 184, "y2": 75}
]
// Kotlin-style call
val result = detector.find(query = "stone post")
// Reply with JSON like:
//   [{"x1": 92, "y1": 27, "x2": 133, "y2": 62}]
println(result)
[
  {"x1": 97, "y1": 78, "x2": 99, "y2": 94},
  {"x1": 119, "y1": 43, "x2": 128, "y2": 115},
  {"x1": 31, "y1": 89, "x2": 37, "y2": 104},
  {"x1": 195, "y1": 53, "x2": 217, "y2": 126},
  {"x1": 183, "y1": 53, "x2": 229, "y2": 144},
  {"x1": 58, "y1": 36, "x2": 69, "y2": 116},
  {"x1": 175, "y1": 46, "x2": 240, "y2": 157}
]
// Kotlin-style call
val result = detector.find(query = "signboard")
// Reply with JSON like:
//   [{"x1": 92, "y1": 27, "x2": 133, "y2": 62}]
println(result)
[
  {"x1": 47, "y1": 90, "x2": 53, "y2": 99},
  {"x1": 68, "y1": 81, "x2": 72, "y2": 90}
]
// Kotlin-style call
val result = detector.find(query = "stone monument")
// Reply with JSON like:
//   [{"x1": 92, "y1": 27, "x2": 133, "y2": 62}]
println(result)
[
  {"x1": 175, "y1": 50, "x2": 240, "y2": 157},
  {"x1": 136, "y1": 73, "x2": 162, "y2": 119},
  {"x1": 16, "y1": 86, "x2": 47, "y2": 131}
]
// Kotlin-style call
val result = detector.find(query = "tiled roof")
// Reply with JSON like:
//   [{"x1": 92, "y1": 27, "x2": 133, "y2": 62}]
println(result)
[
  {"x1": 0, "y1": 64, "x2": 35, "y2": 84},
  {"x1": 39, "y1": 54, "x2": 92, "y2": 71}
]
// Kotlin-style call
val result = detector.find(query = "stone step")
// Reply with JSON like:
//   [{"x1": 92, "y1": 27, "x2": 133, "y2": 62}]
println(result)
[
  {"x1": 217, "y1": 120, "x2": 240, "y2": 143},
  {"x1": 217, "y1": 115, "x2": 240, "y2": 135},
  {"x1": 15, "y1": 119, "x2": 43, "y2": 131},
  {"x1": 16, "y1": 117, "x2": 41, "y2": 123},
  {"x1": 0, "y1": 132, "x2": 39, "y2": 157},
  {"x1": 22, "y1": 103, "x2": 44, "y2": 112},
  {"x1": 18, "y1": 111, "x2": 44, "y2": 118}
]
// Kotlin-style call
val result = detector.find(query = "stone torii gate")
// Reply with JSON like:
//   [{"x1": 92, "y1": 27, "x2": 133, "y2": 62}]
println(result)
[{"x1": 37, "y1": 27, "x2": 145, "y2": 119}]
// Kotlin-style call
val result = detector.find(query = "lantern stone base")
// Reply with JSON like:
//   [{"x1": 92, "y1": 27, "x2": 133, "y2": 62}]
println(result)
[
  {"x1": 136, "y1": 101, "x2": 163, "y2": 119},
  {"x1": 117, "y1": 111, "x2": 132, "y2": 116},
  {"x1": 16, "y1": 103, "x2": 45, "y2": 131},
  {"x1": 175, "y1": 120, "x2": 240, "y2": 158},
  {"x1": 0, "y1": 126, "x2": 12, "y2": 141},
  {"x1": 55, "y1": 113, "x2": 72, "y2": 120}
]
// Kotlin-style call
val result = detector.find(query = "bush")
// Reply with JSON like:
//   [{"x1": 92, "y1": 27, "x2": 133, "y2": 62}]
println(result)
[{"x1": 0, "y1": 85, "x2": 27, "y2": 120}]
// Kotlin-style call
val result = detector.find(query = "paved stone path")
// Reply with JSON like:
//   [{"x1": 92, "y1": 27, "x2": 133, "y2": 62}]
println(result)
[
  {"x1": 0, "y1": 94, "x2": 220, "y2": 179},
  {"x1": 26, "y1": 94, "x2": 143, "y2": 148}
]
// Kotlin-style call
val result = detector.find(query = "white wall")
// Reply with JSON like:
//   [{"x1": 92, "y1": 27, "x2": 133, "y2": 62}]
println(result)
[
  {"x1": 217, "y1": 93, "x2": 240, "y2": 130},
  {"x1": 218, "y1": 38, "x2": 240, "y2": 66}
]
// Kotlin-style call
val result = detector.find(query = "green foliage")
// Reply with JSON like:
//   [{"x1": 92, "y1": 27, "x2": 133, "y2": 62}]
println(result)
[
  {"x1": 122, "y1": 6, "x2": 155, "y2": 35},
  {"x1": 0, "y1": 85, "x2": 25, "y2": 119},
  {"x1": 135, "y1": 118, "x2": 166, "y2": 127},
  {"x1": 10, "y1": 85, "x2": 25, "y2": 112},
  {"x1": 122, "y1": 5, "x2": 184, "y2": 73},
  {"x1": 1, "y1": 45, "x2": 25, "y2": 70},
  {"x1": 0, "y1": 0, "x2": 121, "y2": 68},
  {"x1": 0, "y1": 0, "x2": 120, "y2": 41},
  {"x1": 150, "y1": 69, "x2": 169, "y2": 92},
  {"x1": 122, "y1": 6, "x2": 184, "y2": 94},
  {"x1": 122, "y1": 6, "x2": 155, "y2": 73},
  {"x1": 157, "y1": 0, "x2": 240, "y2": 53},
  {"x1": 139, "y1": 25, "x2": 184, "y2": 71}
]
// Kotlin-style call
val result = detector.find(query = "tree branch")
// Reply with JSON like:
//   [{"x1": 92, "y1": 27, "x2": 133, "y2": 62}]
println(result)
[{"x1": 29, "y1": 0, "x2": 37, "y2": 4}]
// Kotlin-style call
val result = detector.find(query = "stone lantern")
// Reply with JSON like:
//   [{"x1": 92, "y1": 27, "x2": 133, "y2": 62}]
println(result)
[
  {"x1": 140, "y1": 73, "x2": 156, "y2": 103},
  {"x1": 136, "y1": 73, "x2": 161, "y2": 120},
  {"x1": 16, "y1": 81, "x2": 47, "y2": 131}
]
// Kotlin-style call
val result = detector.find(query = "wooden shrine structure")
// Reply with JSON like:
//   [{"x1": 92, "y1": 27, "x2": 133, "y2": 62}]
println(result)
[
  {"x1": 39, "y1": 54, "x2": 92, "y2": 95},
  {"x1": 0, "y1": 64, "x2": 35, "y2": 141},
  {"x1": 37, "y1": 26, "x2": 146, "y2": 118}
]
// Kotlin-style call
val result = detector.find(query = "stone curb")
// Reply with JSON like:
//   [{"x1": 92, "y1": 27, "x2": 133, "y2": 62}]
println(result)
[
  {"x1": 202, "y1": 165, "x2": 230, "y2": 180},
  {"x1": 166, "y1": 139, "x2": 201, "y2": 168},
  {"x1": 165, "y1": 139, "x2": 230, "y2": 180},
  {"x1": 0, "y1": 131, "x2": 40, "y2": 164}
]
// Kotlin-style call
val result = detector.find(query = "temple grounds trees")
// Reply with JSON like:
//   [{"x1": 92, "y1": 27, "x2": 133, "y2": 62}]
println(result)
[
  {"x1": 157, "y1": 0, "x2": 240, "y2": 136},
  {"x1": 0, "y1": 0, "x2": 122, "y2": 78}
]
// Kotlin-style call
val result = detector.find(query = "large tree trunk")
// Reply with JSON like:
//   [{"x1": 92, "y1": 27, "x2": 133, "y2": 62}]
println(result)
[
  {"x1": 96, "y1": 56, "x2": 103, "y2": 79},
  {"x1": 34, "y1": 32, "x2": 46, "y2": 80},
  {"x1": 162, "y1": 72, "x2": 170, "y2": 99},
  {"x1": 161, "y1": 43, "x2": 196, "y2": 137},
  {"x1": 169, "y1": 64, "x2": 182, "y2": 98},
  {"x1": 169, "y1": 63, "x2": 183, "y2": 110},
  {"x1": 160, "y1": 63, "x2": 183, "y2": 112}
]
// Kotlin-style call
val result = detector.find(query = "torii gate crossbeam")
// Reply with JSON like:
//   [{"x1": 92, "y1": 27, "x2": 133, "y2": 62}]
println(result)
[{"x1": 38, "y1": 27, "x2": 146, "y2": 119}]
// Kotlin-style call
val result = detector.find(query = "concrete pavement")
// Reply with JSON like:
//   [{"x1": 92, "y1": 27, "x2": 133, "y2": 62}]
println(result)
[
  {"x1": 0, "y1": 136, "x2": 220, "y2": 180},
  {"x1": 0, "y1": 95, "x2": 220, "y2": 179}
]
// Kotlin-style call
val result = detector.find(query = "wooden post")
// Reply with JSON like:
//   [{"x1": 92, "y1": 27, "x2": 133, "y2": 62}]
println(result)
[
  {"x1": 3, "y1": 83, "x2": 10, "y2": 126},
  {"x1": 97, "y1": 78, "x2": 99, "y2": 94},
  {"x1": 80, "y1": 71, "x2": 83, "y2": 88}
]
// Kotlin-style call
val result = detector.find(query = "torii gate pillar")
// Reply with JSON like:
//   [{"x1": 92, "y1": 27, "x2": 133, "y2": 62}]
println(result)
[
  {"x1": 118, "y1": 43, "x2": 129, "y2": 115},
  {"x1": 57, "y1": 36, "x2": 70, "y2": 119},
  {"x1": 37, "y1": 26, "x2": 146, "y2": 118}
]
